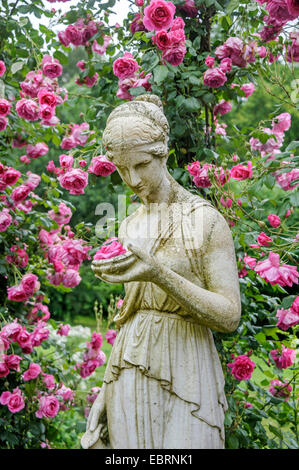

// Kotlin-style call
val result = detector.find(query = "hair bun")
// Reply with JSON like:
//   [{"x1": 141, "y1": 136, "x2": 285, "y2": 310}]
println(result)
[{"x1": 134, "y1": 94, "x2": 164, "y2": 112}]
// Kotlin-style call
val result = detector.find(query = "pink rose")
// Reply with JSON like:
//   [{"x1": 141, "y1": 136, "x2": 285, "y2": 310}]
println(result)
[
  {"x1": 153, "y1": 30, "x2": 171, "y2": 50},
  {"x1": 105, "y1": 329, "x2": 117, "y2": 346},
  {"x1": 269, "y1": 379, "x2": 292, "y2": 400},
  {"x1": 203, "y1": 67, "x2": 227, "y2": 88},
  {"x1": 48, "y1": 202, "x2": 72, "y2": 226},
  {"x1": 267, "y1": 0, "x2": 294, "y2": 21},
  {"x1": 11, "y1": 184, "x2": 32, "y2": 204},
  {"x1": 65, "y1": 25, "x2": 83, "y2": 46},
  {"x1": 59, "y1": 154, "x2": 74, "y2": 170},
  {"x1": 117, "y1": 298, "x2": 124, "y2": 308},
  {"x1": 88, "y1": 155, "x2": 116, "y2": 176},
  {"x1": 26, "y1": 172, "x2": 41, "y2": 190},
  {"x1": 0, "y1": 99, "x2": 12, "y2": 116},
  {"x1": 276, "y1": 307, "x2": 299, "y2": 330},
  {"x1": 286, "y1": 0, "x2": 299, "y2": 16},
  {"x1": 113, "y1": 52, "x2": 140, "y2": 79},
  {"x1": 0, "y1": 60, "x2": 6, "y2": 77},
  {"x1": 7, "y1": 284, "x2": 28, "y2": 302},
  {"x1": 205, "y1": 56, "x2": 215, "y2": 68},
  {"x1": 240, "y1": 83, "x2": 255, "y2": 98},
  {"x1": 290, "y1": 297, "x2": 299, "y2": 314},
  {"x1": 228, "y1": 354, "x2": 256, "y2": 381},
  {"x1": 0, "y1": 388, "x2": 25, "y2": 413},
  {"x1": 257, "y1": 232, "x2": 272, "y2": 247},
  {"x1": 268, "y1": 214, "x2": 281, "y2": 228},
  {"x1": 187, "y1": 161, "x2": 212, "y2": 188},
  {"x1": 92, "y1": 36, "x2": 111, "y2": 55},
  {"x1": 21, "y1": 273, "x2": 40, "y2": 296},
  {"x1": 37, "y1": 89, "x2": 57, "y2": 107},
  {"x1": 244, "y1": 255, "x2": 257, "y2": 269},
  {"x1": 57, "y1": 324, "x2": 71, "y2": 336},
  {"x1": 219, "y1": 57, "x2": 232, "y2": 73},
  {"x1": 42, "y1": 55, "x2": 63, "y2": 79},
  {"x1": 36, "y1": 395, "x2": 60, "y2": 418},
  {"x1": 130, "y1": 13, "x2": 147, "y2": 34},
  {"x1": 23, "y1": 362, "x2": 42, "y2": 381},
  {"x1": 59, "y1": 169, "x2": 88, "y2": 195},
  {"x1": 86, "y1": 332, "x2": 103, "y2": 351},
  {"x1": 0, "y1": 209, "x2": 12, "y2": 232},
  {"x1": 213, "y1": 100, "x2": 232, "y2": 116},
  {"x1": 26, "y1": 142, "x2": 49, "y2": 159},
  {"x1": 254, "y1": 252, "x2": 299, "y2": 287},
  {"x1": 0, "y1": 361, "x2": 9, "y2": 378},
  {"x1": 5, "y1": 354, "x2": 22, "y2": 371},
  {"x1": 170, "y1": 17, "x2": 185, "y2": 31},
  {"x1": 143, "y1": 0, "x2": 176, "y2": 31},
  {"x1": 42, "y1": 374, "x2": 55, "y2": 389},
  {"x1": 0, "y1": 116, "x2": 8, "y2": 131},
  {"x1": 62, "y1": 269, "x2": 81, "y2": 288},
  {"x1": 93, "y1": 237, "x2": 126, "y2": 260},
  {"x1": 270, "y1": 346, "x2": 296, "y2": 369},
  {"x1": 162, "y1": 43, "x2": 186, "y2": 66},
  {"x1": 16, "y1": 99, "x2": 39, "y2": 121},
  {"x1": 230, "y1": 162, "x2": 253, "y2": 180},
  {"x1": 3, "y1": 168, "x2": 21, "y2": 186},
  {"x1": 272, "y1": 112, "x2": 291, "y2": 133}
]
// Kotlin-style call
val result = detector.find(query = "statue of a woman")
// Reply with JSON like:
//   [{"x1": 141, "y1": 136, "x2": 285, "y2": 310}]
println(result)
[{"x1": 81, "y1": 94, "x2": 241, "y2": 449}]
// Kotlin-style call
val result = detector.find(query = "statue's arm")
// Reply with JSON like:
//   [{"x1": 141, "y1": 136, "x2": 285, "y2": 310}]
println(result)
[{"x1": 153, "y1": 208, "x2": 241, "y2": 333}]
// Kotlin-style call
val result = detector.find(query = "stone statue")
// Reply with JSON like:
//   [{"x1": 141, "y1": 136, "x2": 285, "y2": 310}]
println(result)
[{"x1": 81, "y1": 94, "x2": 241, "y2": 449}]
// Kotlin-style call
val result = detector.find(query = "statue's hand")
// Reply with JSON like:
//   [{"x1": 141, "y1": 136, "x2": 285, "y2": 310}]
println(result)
[
  {"x1": 81, "y1": 384, "x2": 109, "y2": 449},
  {"x1": 91, "y1": 243, "x2": 160, "y2": 284}
]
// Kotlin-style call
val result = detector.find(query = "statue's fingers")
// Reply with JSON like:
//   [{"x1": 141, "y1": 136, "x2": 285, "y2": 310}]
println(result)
[
  {"x1": 127, "y1": 243, "x2": 150, "y2": 262},
  {"x1": 101, "y1": 273, "x2": 125, "y2": 284}
]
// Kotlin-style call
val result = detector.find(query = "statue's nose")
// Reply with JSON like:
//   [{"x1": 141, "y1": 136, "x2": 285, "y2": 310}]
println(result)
[{"x1": 128, "y1": 169, "x2": 141, "y2": 188}]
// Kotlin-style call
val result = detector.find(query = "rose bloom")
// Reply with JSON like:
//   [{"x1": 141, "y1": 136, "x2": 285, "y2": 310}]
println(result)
[
  {"x1": 213, "y1": 100, "x2": 232, "y2": 117},
  {"x1": 205, "y1": 56, "x2": 215, "y2": 67},
  {"x1": 203, "y1": 67, "x2": 227, "y2": 88},
  {"x1": 0, "y1": 60, "x2": 6, "y2": 77},
  {"x1": 2, "y1": 168, "x2": 21, "y2": 186},
  {"x1": 244, "y1": 255, "x2": 257, "y2": 269},
  {"x1": 286, "y1": 0, "x2": 299, "y2": 16},
  {"x1": 21, "y1": 273, "x2": 40, "y2": 296},
  {"x1": 267, "y1": 214, "x2": 281, "y2": 228},
  {"x1": 0, "y1": 99, "x2": 12, "y2": 116},
  {"x1": 130, "y1": 12, "x2": 147, "y2": 34},
  {"x1": 0, "y1": 116, "x2": 8, "y2": 131},
  {"x1": 143, "y1": 0, "x2": 176, "y2": 32},
  {"x1": 219, "y1": 57, "x2": 232, "y2": 73},
  {"x1": 269, "y1": 379, "x2": 292, "y2": 400},
  {"x1": 228, "y1": 354, "x2": 256, "y2": 381},
  {"x1": 240, "y1": 83, "x2": 255, "y2": 98},
  {"x1": 162, "y1": 43, "x2": 186, "y2": 66},
  {"x1": 113, "y1": 52, "x2": 140, "y2": 80},
  {"x1": 291, "y1": 296, "x2": 299, "y2": 314},
  {"x1": 62, "y1": 269, "x2": 81, "y2": 288},
  {"x1": 48, "y1": 201, "x2": 72, "y2": 226},
  {"x1": 153, "y1": 30, "x2": 171, "y2": 50},
  {"x1": 16, "y1": 99, "x2": 39, "y2": 121},
  {"x1": 5, "y1": 354, "x2": 22, "y2": 371},
  {"x1": 92, "y1": 36, "x2": 111, "y2": 55},
  {"x1": 105, "y1": 329, "x2": 117, "y2": 346},
  {"x1": 230, "y1": 162, "x2": 253, "y2": 181},
  {"x1": 59, "y1": 168, "x2": 88, "y2": 195},
  {"x1": 287, "y1": 32, "x2": 299, "y2": 62},
  {"x1": 272, "y1": 112, "x2": 291, "y2": 133},
  {"x1": 276, "y1": 307, "x2": 299, "y2": 330},
  {"x1": 37, "y1": 89, "x2": 57, "y2": 107},
  {"x1": 42, "y1": 55, "x2": 63, "y2": 79},
  {"x1": 59, "y1": 154, "x2": 74, "y2": 170},
  {"x1": 36, "y1": 395, "x2": 60, "y2": 419},
  {"x1": 93, "y1": 237, "x2": 126, "y2": 260},
  {"x1": 0, "y1": 388, "x2": 25, "y2": 413},
  {"x1": 87, "y1": 331, "x2": 103, "y2": 351},
  {"x1": 88, "y1": 155, "x2": 116, "y2": 176},
  {"x1": 26, "y1": 142, "x2": 49, "y2": 159},
  {"x1": 0, "y1": 209, "x2": 12, "y2": 232},
  {"x1": 270, "y1": 346, "x2": 296, "y2": 369},
  {"x1": 254, "y1": 252, "x2": 299, "y2": 287},
  {"x1": 42, "y1": 374, "x2": 55, "y2": 390},
  {"x1": 187, "y1": 162, "x2": 212, "y2": 188},
  {"x1": 267, "y1": 0, "x2": 294, "y2": 21},
  {"x1": 170, "y1": 17, "x2": 185, "y2": 31},
  {"x1": 257, "y1": 232, "x2": 272, "y2": 247},
  {"x1": 23, "y1": 362, "x2": 42, "y2": 381},
  {"x1": 57, "y1": 324, "x2": 70, "y2": 336}
]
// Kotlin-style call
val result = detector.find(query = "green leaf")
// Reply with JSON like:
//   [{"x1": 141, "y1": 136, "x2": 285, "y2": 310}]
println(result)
[
  {"x1": 11, "y1": 61, "x2": 24, "y2": 74},
  {"x1": 285, "y1": 141, "x2": 299, "y2": 152},
  {"x1": 189, "y1": 75, "x2": 202, "y2": 86},
  {"x1": 153, "y1": 65, "x2": 168, "y2": 85},
  {"x1": 269, "y1": 425, "x2": 283, "y2": 440},
  {"x1": 183, "y1": 97, "x2": 201, "y2": 112},
  {"x1": 227, "y1": 434, "x2": 239, "y2": 449},
  {"x1": 290, "y1": 191, "x2": 299, "y2": 207}
]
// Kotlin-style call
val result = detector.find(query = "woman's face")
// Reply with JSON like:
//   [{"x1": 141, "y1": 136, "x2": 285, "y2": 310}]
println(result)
[{"x1": 110, "y1": 148, "x2": 166, "y2": 199}]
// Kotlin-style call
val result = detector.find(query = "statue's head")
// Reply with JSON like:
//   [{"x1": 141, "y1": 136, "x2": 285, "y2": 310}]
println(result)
[{"x1": 102, "y1": 94, "x2": 170, "y2": 197}]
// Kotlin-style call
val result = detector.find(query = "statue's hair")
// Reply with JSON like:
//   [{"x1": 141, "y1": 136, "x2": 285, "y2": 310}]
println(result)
[{"x1": 102, "y1": 94, "x2": 170, "y2": 160}]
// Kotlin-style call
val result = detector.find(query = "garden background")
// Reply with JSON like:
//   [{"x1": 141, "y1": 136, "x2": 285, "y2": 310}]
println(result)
[{"x1": 0, "y1": 0, "x2": 298, "y2": 449}]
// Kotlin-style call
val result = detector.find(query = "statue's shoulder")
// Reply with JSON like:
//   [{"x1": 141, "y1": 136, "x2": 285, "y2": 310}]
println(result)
[{"x1": 118, "y1": 204, "x2": 143, "y2": 240}]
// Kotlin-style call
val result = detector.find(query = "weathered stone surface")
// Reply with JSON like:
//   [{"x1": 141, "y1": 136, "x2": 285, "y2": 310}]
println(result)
[{"x1": 81, "y1": 94, "x2": 241, "y2": 449}]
